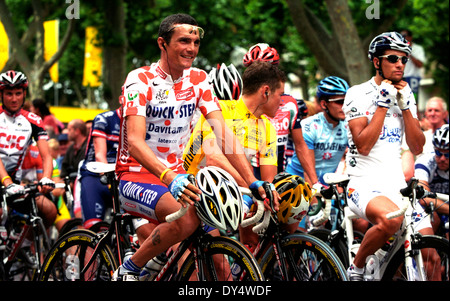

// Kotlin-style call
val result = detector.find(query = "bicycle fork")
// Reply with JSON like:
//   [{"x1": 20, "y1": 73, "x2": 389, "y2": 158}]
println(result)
[{"x1": 404, "y1": 233, "x2": 427, "y2": 281}]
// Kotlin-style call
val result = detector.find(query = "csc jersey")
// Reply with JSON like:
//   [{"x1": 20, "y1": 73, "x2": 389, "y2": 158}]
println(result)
[
  {"x1": 115, "y1": 62, "x2": 221, "y2": 176},
  {"x1": 261, "y1": 94, "x2": 302, "y2": 173},
  {"x1": 0, "y1": 108, "x2": 48, "y2": 182},
  {"x1": 183, "y1": 98, "x2": 278, "y2": 174}
]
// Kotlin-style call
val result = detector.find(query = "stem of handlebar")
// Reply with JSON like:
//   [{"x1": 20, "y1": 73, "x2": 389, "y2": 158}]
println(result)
[
  {"x1": 239, "y1": 187, "x2": 265, "y2": 229},
  {"x1": 310, "y1": 185, "x2": 334, "y2": 226},
  {"x1": 387, "y1": 179, "x2": 418, "y2": 220},
  {"x1": 165, "y1": 204, "x2": 189, "y2": 223}
]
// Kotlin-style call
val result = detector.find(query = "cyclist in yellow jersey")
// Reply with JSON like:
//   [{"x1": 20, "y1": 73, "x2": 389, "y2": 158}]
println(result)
[
  {"x1": 184, "y1": 61, "x2": 286, "y2": 250},
  {"x1": 184, "y1": 97, "x2": 278, "y2": 178}
]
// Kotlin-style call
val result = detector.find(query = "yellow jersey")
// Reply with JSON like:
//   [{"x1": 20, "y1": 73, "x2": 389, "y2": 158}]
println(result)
[{"x1": 183, "y1": 98, "x2": 277, "y2": 174}]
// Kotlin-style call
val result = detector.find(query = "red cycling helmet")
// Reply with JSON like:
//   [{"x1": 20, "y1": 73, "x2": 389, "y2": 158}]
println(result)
[{"x1": 243, "y1": 43, "x2": 280, "y2": 67}]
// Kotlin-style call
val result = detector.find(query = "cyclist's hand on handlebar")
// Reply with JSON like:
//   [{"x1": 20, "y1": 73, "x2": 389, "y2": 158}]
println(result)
[
  {"x1": 39, "y1": 177, "x2": 55, "y2": 194},
  {"x1": 5, "y1": 183, "x2": 25, "y2": 197},
  {"x1": 249, "y1": 181, "x2": 280, "y2": 213},
  {"x1": 168, "y1": 173, "x2": 200, "y2": 207},
  {"x1": 312, "y1": 182, "x2": 325, "y2": 195}
]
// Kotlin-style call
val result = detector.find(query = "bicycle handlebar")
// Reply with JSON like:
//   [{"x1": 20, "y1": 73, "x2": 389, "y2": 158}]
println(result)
[
  {"x1": 239, "y1": 187, "x2": 265, "y2": 229},
  {"x1": 386, "y1": 177, "x2": 447, "y2": 220},
  {"x1": 165, "y1": 186, "x2": 266, "y2": 229},
  {"x1": 54, "y1": 183, "x2": 66, "y2": 189},
  {"x1": 86, "y1": 162, "x2": 116, "y2": 174},
  {"x1": 310, "y1": 185, "x2": 334, "y2": 226},
  {"x1": 165, "y1": 205, "x2": 189, "y2": 223}
]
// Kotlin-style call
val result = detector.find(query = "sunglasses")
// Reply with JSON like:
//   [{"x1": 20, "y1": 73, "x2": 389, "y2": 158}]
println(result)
[
  {"x1": 379, "y1": 55, "x2": 409, "y2": 64},
  {"x1": 435, "y1": 149, "x2": 450, "y2": 158},
  {"x1": 329, "y1": 98, "x2": 345, "y2": 105},
  {"x1": 167, "y1": 24, "x2": 205, "y2": 39}
]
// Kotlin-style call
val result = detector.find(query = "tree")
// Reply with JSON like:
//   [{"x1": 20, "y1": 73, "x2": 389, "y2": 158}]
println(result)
[
  {"x1": 285, "y1": 0, "x2": 409, "y2": 85},
  {"x1": 0, "y1": 0, "x2": 75, "y2": 99}
]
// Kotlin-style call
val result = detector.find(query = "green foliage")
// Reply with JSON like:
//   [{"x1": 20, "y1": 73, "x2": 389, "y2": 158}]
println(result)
[{"x1": 4, "y1": 0, "x2": 448, "y2": 106}]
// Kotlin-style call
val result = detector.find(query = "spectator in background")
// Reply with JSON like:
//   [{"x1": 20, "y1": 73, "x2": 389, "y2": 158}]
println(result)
[
  {"x1": 60, "y1": 119, "x2": 88, "y2": 179},
  {"x1": 60, "y1": 119, "x2": 88, "y2": 219},
  {"x1": 403, "y1": 96, "x2": 449, "y2": 176},
  {"x1": 57, "y1": 133, "x2": 70, "y2": 172},
  {"x1": 31, "y1": 98, "x2": 64, "y2": 138},
  {"x1": 85, "y1": 119, "x2": 93, "y2": 135},
  {"x1": 401, "y1": 30, "x2": 426, "y2": 99},
  {"x1": 421, "y1": 96, "x2": 449, "y2": 155}
]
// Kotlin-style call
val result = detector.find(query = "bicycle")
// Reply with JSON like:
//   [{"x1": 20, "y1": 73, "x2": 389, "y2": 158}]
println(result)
[
  {"x1": 313, "y1": 174, "x2": 449, "y2": 281},
  {"x1": 238, "y1": 184, "x2": 349, "y2": 281},
  {"x1": 38, "y1": 163, "x2": 264, "y2": 281},
  {"x1": 0, "y1": 183, "x2": 53, "y2": 281},
  {"x1": 307, "y1": 173, "x2": 364, "y2": 268}
]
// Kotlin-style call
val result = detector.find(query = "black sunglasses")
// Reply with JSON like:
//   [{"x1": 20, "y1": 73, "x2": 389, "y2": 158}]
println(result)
[
  {"x1": 379, "y1": 55, "x2": 409, "y2": 64},
  {"x1": 435, "y1": 149, "x2": 449, "y2": 158}
]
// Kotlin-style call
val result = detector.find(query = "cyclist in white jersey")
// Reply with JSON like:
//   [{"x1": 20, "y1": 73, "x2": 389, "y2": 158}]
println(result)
[
  {"x1": 113, "y1": 14, "x2": 279, "y2": 281},
  {"x1": 0, "y1": 70, "x2": 56, "y2": 228},
  {"x1": 414, "y1": 125, "x2": 449, "y2": 237},
  {"x1": 343, "y1": 32, "x2": 427, "y2": 280}
]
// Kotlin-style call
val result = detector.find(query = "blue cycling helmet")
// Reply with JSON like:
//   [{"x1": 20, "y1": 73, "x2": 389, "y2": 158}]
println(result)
[{"x1": 316, "y1": 76, "x2": 349, "y2": 100}]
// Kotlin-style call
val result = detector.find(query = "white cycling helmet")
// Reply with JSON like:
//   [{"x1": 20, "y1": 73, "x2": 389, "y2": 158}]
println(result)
[
  {"x1": 368, "y1": 31, "x2": 411, "y2": 61},
  {"x1": 195, "y1": 166, "x2": 243, "y2": 231},
  {"x1": 433, "y1": 124, "x2": 449, "y2": 150},
  {"x1": 209, "y1": 63, "x2": 243, "y2": 100}
]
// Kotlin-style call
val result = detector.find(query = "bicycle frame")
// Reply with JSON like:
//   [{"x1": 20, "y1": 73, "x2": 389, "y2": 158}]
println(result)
[
  {"x1": 251, "y1": 215, "x2": 291, "y2": 280},
  {"x1": 331, "y1": 175, "x2": 444, "y2": 281},
  {"x1": 1, "y1": 184, "x2": 51, "y2": 280}
]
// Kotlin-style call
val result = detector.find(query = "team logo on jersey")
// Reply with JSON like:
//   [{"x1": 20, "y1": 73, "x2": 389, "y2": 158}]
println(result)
[
  {"x1": 380, "y1": 89, "x2": 389, "y2": 97},
  {"x1": 175, "y1": 88, "x2": 194, "y2": 101},
  {"x1": 322, "y1": 152, "x2": 332, "y2": 160},
  {"x1": 347, "y1": 188, "x2": 359, "y2": 206},
  {"x1": 156, "y1": 89, "x2": 169, "y2": 102}
]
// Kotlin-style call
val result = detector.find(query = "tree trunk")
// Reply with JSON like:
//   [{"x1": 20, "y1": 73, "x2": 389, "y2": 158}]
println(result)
[
  {"x1": 102, "y1": 0, "x2": 127, "y2": 110},
  {"x1": 325, "y1": 0, "x2": 371, "y2": 85},
  {"x1": 0, "y1": 0, "x2": 75, "y2": 100}
]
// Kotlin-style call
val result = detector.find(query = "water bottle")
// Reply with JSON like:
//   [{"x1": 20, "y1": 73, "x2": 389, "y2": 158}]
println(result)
[{"x1": 139, "y1": 252, "x2": 168, "y2": 281}]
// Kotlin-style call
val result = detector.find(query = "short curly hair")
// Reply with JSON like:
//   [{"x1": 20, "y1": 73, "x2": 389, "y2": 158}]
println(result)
[{"x1": 158, "y1": 13, "x2": 198, "y2": 44}]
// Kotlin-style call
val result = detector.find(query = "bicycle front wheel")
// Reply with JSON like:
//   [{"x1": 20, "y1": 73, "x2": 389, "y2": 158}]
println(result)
[
  {"x1": 259, "y1": 233, "x2": 348, "y2": 281},
  {"x1": 383, "y1": 234, "x2": 449, "y2": 281},
  {"x1": 38, "y1": 229, "x2": 117, "y2": 281},
  {"x1": 176, "y1": 236, "x2": 264, "y2": 281}
]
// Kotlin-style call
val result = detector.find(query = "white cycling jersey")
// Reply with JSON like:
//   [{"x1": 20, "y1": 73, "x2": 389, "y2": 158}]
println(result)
[
  {"x1": 0, "y1": 107, "x2": 48, "y2": 182},
  {"x1": 414, "y1": 152, "x2": 449, "y2": 194},
  {"x1": 343, "y1": 77, "x2": 418, "y2": 180}
]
